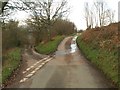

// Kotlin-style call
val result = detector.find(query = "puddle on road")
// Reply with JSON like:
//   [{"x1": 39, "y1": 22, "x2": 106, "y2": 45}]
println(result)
[
  {"x1": 55, "y1": 36, "x2": 78, "y2": 56},
  {"x1": 70, "y1": 36, "x2": 78, "y2": 54},
  {"x1": 55, "y1": 50, "x2": 70, "y2": 56}
]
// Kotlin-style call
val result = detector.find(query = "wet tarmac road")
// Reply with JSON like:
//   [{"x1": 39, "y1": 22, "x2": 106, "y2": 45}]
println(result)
[{"x1": 8, "y1": 36, "x2": 113, "y2": 88}]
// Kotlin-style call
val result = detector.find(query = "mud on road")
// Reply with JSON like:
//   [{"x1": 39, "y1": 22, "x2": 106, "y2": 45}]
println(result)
[
  {"x1": 45, "y1": 36, "x2": 114, "y2": 88},
  {"x1": 5, "y1": 48, "x2": 48, "y2": 88},
  {"x1": 5, "y1": 36, "x2": 115, "y2": 88}
]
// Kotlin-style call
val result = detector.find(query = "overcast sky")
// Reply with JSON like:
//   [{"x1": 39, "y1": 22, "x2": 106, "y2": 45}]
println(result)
[{"x1": 11, "y1": 0, "x2": 120, "y2": 30}]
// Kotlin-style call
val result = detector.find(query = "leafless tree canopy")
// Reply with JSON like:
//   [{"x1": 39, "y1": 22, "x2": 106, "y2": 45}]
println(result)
[
  {"x1": 2, "y1": 0, "x2": 74, "y2": 51},
  {"x1": 21, "y1": 0, "x2": 69, "y2": 40},
  {"x1": 84, "y1": 1, "x2": 115, "y2": 29},
  {"x1": 1, "y1": 0, "x2": 70, "y2": 41}
]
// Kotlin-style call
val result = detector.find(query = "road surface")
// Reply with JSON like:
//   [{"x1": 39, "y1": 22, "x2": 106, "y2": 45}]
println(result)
[{"x1": 7, "y1": 36, "x2": 113, "y2": 88}]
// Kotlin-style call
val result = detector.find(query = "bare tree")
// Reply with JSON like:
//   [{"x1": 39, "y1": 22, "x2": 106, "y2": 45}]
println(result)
[
  {"x1": 0, "y1": 1, "x2": 9, "y2": 13},
  {"x1": 84, "y1": 2, "x2": 89, "y2": 28},
  {"x1": 84, "y1": 1, "x2": 115, "y2": 29},
  {"x1": 89, "y1": 10, "x2": 94, "y2": 28},
  {"x1": 84, "y1": 2, "x2": 95, "y2": 29},
  {"x1": 39, "y1": 0, "x2": 69, "y2": 40},
  {"x1": 3, "y1": 0, "x2": 69, "y2": 42},
  {"x1": 16, "y1": 0, "x2": 69, "y2": 40},
  {"x1": 106, "y1": 9, "x2": 115, "y2": 23},
  {"x1": 94, "y1": 1, "x2": 107, "y2": 26}
]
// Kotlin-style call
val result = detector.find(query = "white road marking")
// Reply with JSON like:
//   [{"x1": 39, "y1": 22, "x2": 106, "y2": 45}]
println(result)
[
  {"x1": 23, "y1": 71, "x2": 26, "y2": 74},
  {"x1": 20, "y1": 78, "x2": 28, "y2": 83},
  {"x1": 44, "y1": 60, "x2": 49, "y2": 63},
  {"x1": 26, "y1": 68, "x2": 30, "y2": 71},
  {"x1": 26, "y1": 73, "x2": 33, "y2": 78},
  {"x1": 30, "y1": 66, "x2": 34, "y2": 68},
  {"x1": 41, "y1": 62, "x2": 45, "y2": 65},
  {"x1": 35, "y1": 67, "x2": 40, "y2": 71},
  {"x1": 20, "y1": 57, "x2": 53, "y2": 83},
  {"x1": 33, "y1": 63, "x2": 37, "y2": 66},
  {"x1": 38, "y1": 65, "x2": 43, "y2": 68},
  {"x1": 44, "y1": 58, "x2": 52, "y2": 63},
  {"x1": 36, "y1": 62, "x2": 39, "y2": 64},
  {"x1": 22, "y1": 56, "x2": 50, "y2": 74},
  {"x1": 31, "y1": 71, "x2": 36, "y2": 74}
]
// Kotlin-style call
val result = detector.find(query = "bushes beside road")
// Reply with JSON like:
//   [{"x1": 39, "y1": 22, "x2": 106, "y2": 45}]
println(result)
[
  {"x1": 35, "y1": 36, "x2": 64, "y2": 55},
  {"x1": 76, "y1": 23, "x2": 119, "y2": 86},
  {"x1": 2, "y1": 48, "x2": 21, "y2": 84}
]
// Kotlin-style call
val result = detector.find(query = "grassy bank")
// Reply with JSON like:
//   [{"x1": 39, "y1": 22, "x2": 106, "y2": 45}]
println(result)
[
  {"x1": 77, "y1": 36, "x2": 118, "y2": 86},
  {"x1": 35, "y1": 36, "x2": 64, "y2": 55},
  {"x1": 2, "y1": 48, "x2": 21, "y2": 84}
]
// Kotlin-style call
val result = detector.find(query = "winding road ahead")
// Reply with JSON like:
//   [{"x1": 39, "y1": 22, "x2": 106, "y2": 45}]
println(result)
[{"x1": 7, "y1": 36, "x2": 113, "y2": 88}]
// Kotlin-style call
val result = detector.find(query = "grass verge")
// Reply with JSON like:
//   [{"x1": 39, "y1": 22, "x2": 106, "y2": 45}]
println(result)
[
  {"x1": 77, "y1": 36, "x2": 118, "y2": 86},
  {"x1": 2, "y1": 48, "x2": 21, "y2": 84},
  {"x1": 35, "y1": 36, "x2": 64, "y2": 55}
]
